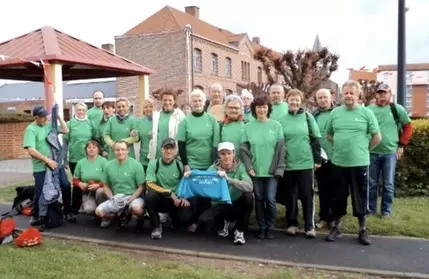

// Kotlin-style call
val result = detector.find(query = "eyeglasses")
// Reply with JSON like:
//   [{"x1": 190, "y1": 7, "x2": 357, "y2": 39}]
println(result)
[{"x1": 227, "y1": 106, "x2": 241, "y2": 110}]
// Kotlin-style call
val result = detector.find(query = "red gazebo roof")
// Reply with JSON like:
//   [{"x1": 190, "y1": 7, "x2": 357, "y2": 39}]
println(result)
[{"x1": 0, "y1": 26, "x2": 153, "y2": 81}]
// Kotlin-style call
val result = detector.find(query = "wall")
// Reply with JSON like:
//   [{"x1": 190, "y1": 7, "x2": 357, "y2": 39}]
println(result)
[
  {"x1": 0, "y1": 100, "x2": 73, "y2": 120},
  {"x1": 0, "y1": 122, "x2": 31, "y2": 159}
]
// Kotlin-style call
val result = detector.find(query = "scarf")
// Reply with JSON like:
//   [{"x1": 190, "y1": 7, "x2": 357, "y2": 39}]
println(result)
[{"x1": 115, "y1": 113, "x2": 130, "y2": 123}]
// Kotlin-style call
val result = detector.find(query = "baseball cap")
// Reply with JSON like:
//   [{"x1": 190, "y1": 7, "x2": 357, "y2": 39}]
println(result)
[
  {"x1": 218, "y1": 142, "x2": 235, "y2": 152},
  {"x1": 162, "y1": 138, "x2": 176, "y2": 148},
  {"x1": 32, "y1": 106, "x2": 49, "y2": 117},
  {"x1": 376, "y1": 84, "x2": 391, "y2": 92}
]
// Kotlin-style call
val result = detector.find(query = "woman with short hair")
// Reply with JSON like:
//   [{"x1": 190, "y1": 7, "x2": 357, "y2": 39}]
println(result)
[
  {"x1": 220, "y1": 94, "x2": 246, "y2": 158},
  {"x1": 241, "y1": 89, "x2": 255, "y2": 122},
  {"x1": 136, "y1": 98, "x2": 155, "y2": 172}
]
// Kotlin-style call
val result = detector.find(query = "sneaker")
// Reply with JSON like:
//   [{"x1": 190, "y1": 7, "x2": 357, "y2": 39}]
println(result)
[
  {"x1": 233, "y1": 230, "x2": 246, "y2": 245},
  {"x1": 159, "y1": 213, "x2": 168, "y2": 223},
  {"x1": 285, "y1": 226, "x2": 298, "y2": 236},
  {"x1": 65, "y1": 213, "x2": 76, "y2": 223},
  {"x1": 151, "y1": 226, "x2": 163, "y2": 239},
  {"x1": 256, "y1": 230, "x2": 265, "y2": 239},
  {"x1": 358, "y1": 229, "x2": 371, "y2": 245},
  {"x1": 187, "y1": 223, "x2": 198, "y2": 233},
  {"x1": 381, "y1": 213, "x2": 391, "y2": 218},
  {"x1": 100, "y1": 219, "x2": 111, "y2": 228},
  {"x1": 316, "y1": 220, "x2": 327, "y2": 229},
  {"x1": 217, "y1": 221, "x2": 230, "y2": 237},
  {"x1": 265, "y1": 229, "x2": 274, "y2": 240},
  {"x1": 326, "y1": 226, "x2": 342, "y2": 242},
  {"x1": 305, "y1": 229, "x2": 316, "y2": 239},
  {"x1": 118, "y1": 211, "x2": 131, "y2": 229}
]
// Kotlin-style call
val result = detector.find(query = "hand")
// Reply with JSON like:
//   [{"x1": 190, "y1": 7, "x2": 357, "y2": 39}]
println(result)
[
  {"x1": 397, "y1": 147, "x2": 404, "y2": 160},
  {"x1": 314, "y1": 164, "x2": 321, "y2": 170},
  {"x1": 126, "y1": 197, "x2": 134, "y2": 205},
  {"x1": 110, "y1": 142, "x2": 115, "y2": 148},
  {"x1": 79, "y1": 182, "x2": 88, "y2": 191},
  {"x1": 102, "y1": 151, "x2": 109, "y2": 158},
  {"x1": 45, "y1": 158, "x2": 58, "y2": 170},
  {"x1": 63, "y1": 162, "x2": 69, "y2": 170},
  {"x1": 87, "y1": 184, "x2": 99, "y2": 191},
  {"x1": 184, "y1": 165, "x2": 191, "y2": 177},
  {"x1": 217, "y1": 170, "x2": 227, "y2": 178},
  {"x1": 171, "y1": 193, "x2": 181, "y2": 207},
  {"x1": 180, "y1": 199, "x2": 190, "y2": 207},
  {"x1": 130, "y1": 129, "x2": 137, "y2": 137},
  {"x1": 148, "y1": 131, "x2": 153, "y2": 140},
  {"x1": 248, "y1": 169, "x2": 256, "y2": 177}
]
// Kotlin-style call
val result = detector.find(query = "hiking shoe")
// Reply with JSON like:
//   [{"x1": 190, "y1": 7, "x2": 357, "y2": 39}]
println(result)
[
  {"x1": 217, "y1": 220, "x2": 230, "y2": 237},
  {"x1": 100, "y1": 219, "x2": 111, "y2": 228},
  {"x1": 326, "y1": 226, "x2": 342, "y2": 242},
  {"x1": 65, "y1": 213, "x2": 76, "y2": 223},
  {"x1": 265, "y1": 229, "x2": 274, "y2": 240},
  {"x1": 256, "y1": 230, "x2": 265, "y2": 239},
  {"x1": 316, "y1": 220, "x2": 327, "y2": 229},
  {"x1": 159, "y1": 213, "x2": 168, "y2": 223},
  {"x1": 151, "y1": 226, "x2": 163, "y2": 239},
  {"x1": 358, "y1": 229, "x2": 371, "y2": 245},
  {"x1": 233, "y1": 229, "x2": 246, "y2": 245},
  {"x1": 306, "y1": 229, "x2": 316, "y2": 239},
  {"x1": 285, "y1": 226, "x2": 298, "y2": 236}
]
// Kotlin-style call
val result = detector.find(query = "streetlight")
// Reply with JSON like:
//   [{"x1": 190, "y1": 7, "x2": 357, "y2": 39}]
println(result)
[{"x1": 397, "y1": 0, "x2": 408, "y2": 106}]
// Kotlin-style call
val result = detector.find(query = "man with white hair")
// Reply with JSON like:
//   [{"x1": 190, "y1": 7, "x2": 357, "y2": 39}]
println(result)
[
  {"x1": 241, "y1": 89, "x2": 254, "y2": 122},
  {"x1": 269, "y1": 84, "x2": 288, "y2": 121},
  {"x1": 204, "y1": 83, "x2": 224, "y2": 112}
]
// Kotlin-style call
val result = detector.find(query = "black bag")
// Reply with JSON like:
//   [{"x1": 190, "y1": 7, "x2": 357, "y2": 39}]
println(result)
[
  {"x1": 390, "y1": 103, "x2": 402, "y2": 139},
  {"x1": 44, "y1": 202, "x2": 64, "y2": 229}
]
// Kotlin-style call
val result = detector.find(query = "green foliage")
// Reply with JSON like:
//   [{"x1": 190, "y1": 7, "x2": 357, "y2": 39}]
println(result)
[
  {"x1": 396, "y1": 119, "x2": 429, "y2": 196},
  {"x1": 0, "y1": 112, "x2": 33, "y2": 123}
]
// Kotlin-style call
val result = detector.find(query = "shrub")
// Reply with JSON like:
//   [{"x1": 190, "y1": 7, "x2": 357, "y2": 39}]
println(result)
[
  {"x1": 396, "y1": 119, "x2": 429, "y2": 196},
  {"x1": 0, "y1": 112, "x2": 33, "y2": 124}
]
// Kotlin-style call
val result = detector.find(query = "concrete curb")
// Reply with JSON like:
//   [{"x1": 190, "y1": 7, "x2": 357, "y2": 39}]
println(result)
[{"x1": 15, "y1": 227, "x2": 429, "y2": 279}]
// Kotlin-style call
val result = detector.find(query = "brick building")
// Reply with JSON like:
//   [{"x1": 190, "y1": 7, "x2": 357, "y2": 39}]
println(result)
[{"x1": 114, "y1": 5, "x2": 273, "y2": 114}]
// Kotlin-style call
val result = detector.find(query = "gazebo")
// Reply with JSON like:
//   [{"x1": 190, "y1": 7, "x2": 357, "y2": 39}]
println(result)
[{"x1": 0, "y1": 26, "x2": 153, "y2": 115}]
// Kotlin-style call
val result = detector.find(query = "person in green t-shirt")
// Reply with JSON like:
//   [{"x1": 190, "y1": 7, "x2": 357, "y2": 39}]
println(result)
[
  {"x1": 95, "y1": 100, "x2": 115, "y2": 159},
  {"x1": 325, "y1": 80, "x2": 381, "y2": 246},
  {"x1": 104, "y1": 97, "x2": 138, "y2": 159},
  {"x1": 241, "y1": 89, "x2": 255, "y2": 122},
  {"x1": 198, "y1": 142, "x2": 253, "y2": 245},
  {"x1": 72, "y1": 140, "x2": 108, "y2": 216},
  {"x1": 279, "y1": 89, "x2": 322, "y2": 239},
  {"x1": 95, "y1": 140, "x2": 145, "y2": 231},
  {"x1": 367, "y1": 84, "x2": 412, "y2": 217},
  {"x1": 269, "y1": 83, "x2": 289, "y2": 121},
  {"x1": 87, "y1": 90, "x2": 104, "y2": 125},
  {"x1": 135, "y1": 98, "x2": 155, "y2": 172},
  {"x1": 241, "y1": 96, "x2": 285, "y2": 240}
]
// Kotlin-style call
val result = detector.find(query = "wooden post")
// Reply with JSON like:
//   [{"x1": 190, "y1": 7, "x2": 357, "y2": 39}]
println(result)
[{"x1": 138, "y1": 75, "x2": 149, "y2": 116}]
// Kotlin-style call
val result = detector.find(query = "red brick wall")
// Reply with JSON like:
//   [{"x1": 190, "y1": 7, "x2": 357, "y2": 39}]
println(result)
[{"x1": 0, "y1": 122, "x2": 31, "y2": 159}]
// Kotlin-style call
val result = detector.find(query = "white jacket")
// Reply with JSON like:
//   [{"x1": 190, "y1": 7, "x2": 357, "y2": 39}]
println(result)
[{"x1": 148, "y1": 108, "x2": 185, "y2": 160}]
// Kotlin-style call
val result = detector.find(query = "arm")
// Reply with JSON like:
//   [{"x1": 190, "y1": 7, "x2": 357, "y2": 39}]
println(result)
[
  {"x1": 399, "y1": 123, "x2": 412, "y2": 146},
  {"x1": 103, "y1": 184, "x2": 114, "y2": 200},
  {"x1": 103, "y1": 119, "x2": 114, "y2": 146},
  {"x1": 226, "y1": 164, "x2": 253, "y2": 192},
  {"x1": 369, "y1": 133, "x2": 382, "y2": 150},
  {"x1": 367, "y1": 109, "x2": 381, "y2": 150},
  {"x1": 211, "y1": 118, "x2": 220, "y2": 162},
  {"x1": 309, "y1": 115, "x2": 322, "y2": 165},
  {"x1": 176, "y1": 120, "x2": 189, "y2": 167},
  {"x1": 123, "y1": 117, "x2": 138, "y2": 145},
  {"x1": 128, "y1": 185, "x2": 144, "y2": 203},
  {"x1": 26, "y1": 148, "x2": 52, "y2": 165},
  {"x1": 273, "y1": 139, "x2": 286, "y2": 176},
  {"x1": 146, "y1": 161, "x2": 172, "y2": 197},
  {"x1": 240, "y1": 142, "x2": 253, "y2": 172},
  {"x1": 58, "y1": 115, "x2": 69, "y2": 134},
  {"x1": 326, "y1": 111, "x2": 334, "y2": 143},
  {"x1": 178, "y1": 141, "x2": 189, "y2": 166}
]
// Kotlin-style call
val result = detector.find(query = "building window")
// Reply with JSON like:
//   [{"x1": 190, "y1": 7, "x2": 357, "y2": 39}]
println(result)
[
  {"x1": 257, "y1": 67, "x2": 263, "y2": 84},
  {"x1": 211, "y1": 53, "x2": 218, "y2": 75},
  {"x1": 406, "y1": 85, "x2": 412, "y2": 110},
  {"x1": 193, "y1": 48, "x2": 202, "y2": 72},
  {"x1": 241, "y1": 61, "x2": 250, "y2": 81},
  {"x1": 225, "y1": 57, "x2": 232, "y2": 78}
]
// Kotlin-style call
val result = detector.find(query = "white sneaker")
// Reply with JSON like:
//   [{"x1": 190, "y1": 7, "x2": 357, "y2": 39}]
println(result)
[
  {"x1": 100, "y1": 219, "x2": 111, "y2": 228},
  {"x1": 286, "y1": 226, "x2": 298, "y2": 236},
  {"x1": 306, "y1": 229, "x2": 316, "y2": 238},
  {"x1": 151, "y1": 226, "x2": 163, "y2": 239},
  {"x1": 217, "y1": 220, "x2": 230, "y2": 237},
  {"x1": 233, "y1": 229, "x2": 246, "y2": 245}
]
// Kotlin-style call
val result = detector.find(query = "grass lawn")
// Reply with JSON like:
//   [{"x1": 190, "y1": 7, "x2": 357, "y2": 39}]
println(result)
[
  {"x1": 0, "y1": 238, "x2": 381, "y2": 279},
  {"x1": 1, "y1": 181, "x2": 428, "y2": 238}
]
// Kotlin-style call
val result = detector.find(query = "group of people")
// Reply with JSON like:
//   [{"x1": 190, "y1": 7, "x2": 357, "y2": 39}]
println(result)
[{"x1": 23, "y1": 80, "x2": 412, "y2": 246}]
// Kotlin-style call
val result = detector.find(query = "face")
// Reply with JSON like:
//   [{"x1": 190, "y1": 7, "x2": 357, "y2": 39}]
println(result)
[
  {"x1": 93, "y1": 92, "x2": 104, "y2": 107},
  {"x1": 342, "y1": 86, "x2": 359, "y2": 107},
  {"x1": 191, "y1": 95, "x2": 204, "y2": 112},
  {"x1": 143, "y1": 102, "x2": 154, "y2": 117},
  {"x1": 161, "y1": 145, "x2": 177, "y2": 161},
  {"x1": 86, "y1": 143, "x2": 99, "y2": 157},
  {"x1": 316, "y1": 90, "x2": 332, "y2": 110},
  {"x1": 182, "y1": 105, "x2": 191, "y2": 115},
  {"x1": 219, "y1": 149, "x2": 234, "y2": 166},
  {"x1": 242, "y1": 96, "x2": 252, "y2": 107},
  {"x1": 162, "y1": 94, "x2": 175, "y2": 111},
  {"x1": 375, "y1": 90, "x2": 391, "y2": 103},
  {"x1": 114, "y1": 142, "x2": 128, "y2": 161},
  {"x1": 287, "y1": 94, "x2": 302, "y2": 112},
  {"x1": 103, "y1": 105, "x2": 115, "y2": 117},
  {"x1": 35, "y1": 116, "x2": 48, "y2": 126},
  {"x1": 116, "y1": 101, "x2": 128, "y2": 116},
  {"x1": 210, "y1": 85, "x2": 223, "y2": 104},
  {"x1": 269, "y1": 86, "x2": 284, "y2": 104},
  {"x1": 75, "y1": 104, "x2": 87, "y2": 119},
  {"x1": 255, "y1": 104, "x2": 268, "y2": 119},
  {"x1": 225, "y1": 99, "x2": 241, "y2": 120}
]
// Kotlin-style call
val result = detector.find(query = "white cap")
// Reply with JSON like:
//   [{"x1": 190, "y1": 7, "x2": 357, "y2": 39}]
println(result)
[{"x1": 218, "y1": 142, "x2": 235, "y2": 152}]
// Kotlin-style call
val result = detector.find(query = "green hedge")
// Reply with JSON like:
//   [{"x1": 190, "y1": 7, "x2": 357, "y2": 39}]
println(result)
[
  {"x1": 396, "y1": 119, "x2": 429, "y2": 196},
  {"x1": 0, "y1": 112, "x2": 33, "y2": 124}
]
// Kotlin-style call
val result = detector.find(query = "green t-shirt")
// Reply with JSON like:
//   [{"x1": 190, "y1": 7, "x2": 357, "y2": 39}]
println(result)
[
  {"x1": 87, "y1": 106, "x2": 103, "y2": 125},
  {"x1": 102, "y1": 157, "x2": 145, "y2": 196},
  {"x1": 220, "y1": 121, "x2": 245, "y2": 158},
  {"x1": 104, "y1": 115, "x2": 137, "y2": 159},
  {"x1": 243, "y1": 111, "x2": 255, "y2": 122},
  {"x1": 367, "y1": 104, "x2": 411, "y2": 154},
  {"x1": 208, "y1": 162, "x2": 251, "y2": 203},
  {"x1": 23, "y1": 123, "x2": 52, "y2": 172},
  {"x1": 156, "y1": 110, "x2": 173, "y2": 158},
  {"x1": 136, "y1": 117, "x2": 153, "y2": 166},
  {"x1": 315, "y1": 110, "x2": 333, "y2": 160},
  {"x1": 279, "y1": 112, "x2": 321, "y2": 171},
  {"x1": 326, "y1": 105, "x2": 380, "y2": 167},
  {"x1": 176, "y1": 113, "x2": 220, "y2": 169},
  {"x1": 241, "y1": 119, "x2": 284, "y2": 177},
  {"x1": 271, "y1": 102, "x2": 289, "y2": 121},
  {"x1": 63, "y1": 118, "x2": 95, "y2": 163},
  {"x1": 73, "y1": 155, "x2": 108, "y2": 183},
  {"x1": 146, "y1": 159, "x2": 183, "y2": 193}
]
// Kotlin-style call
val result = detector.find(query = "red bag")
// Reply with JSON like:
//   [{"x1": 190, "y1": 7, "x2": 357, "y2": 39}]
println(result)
[
  {"x1": 14, "y1": 227, "x2": 42, "y2": 247},
  {"x1": 0, "y1": 215, "x2": 16, "y2": 238}
]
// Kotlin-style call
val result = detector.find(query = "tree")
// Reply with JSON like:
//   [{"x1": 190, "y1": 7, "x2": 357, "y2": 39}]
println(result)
[
  {"x1": 254, "y1": 47, "x2": 339, "y2": 100},
  {"x1": 359, "y1": 79, "x2": 381, "y2": 105},
  {"x1": 236, "y1": 82, "x2": 270, "y2": 98}
]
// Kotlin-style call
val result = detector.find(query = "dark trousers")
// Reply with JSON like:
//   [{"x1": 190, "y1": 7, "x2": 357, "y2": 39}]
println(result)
[
  {"x1": 31, "y1": 167, "x2": 72, "y2": 217},
  {"x1": 69, "y1": 162, "x2": 82, "y2": 213},
  {"x1": 331, "y1": 165, "x2": 369, "y2": 218},
  {"x1": 144, "y1": 190, "x2": 210, "y2": 229},
  {"x1": 284, "y1": 169, "x2": 315, "y2": 231},
  {"x1": 315, "y1": 161, "x2": 333, "y2": 222},
  {"x1": 198, "y1": 192, "x2": 254, "y2": 232}
]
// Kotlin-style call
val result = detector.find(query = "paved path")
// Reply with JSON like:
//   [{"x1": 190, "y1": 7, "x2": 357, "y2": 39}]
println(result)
[
  {"x1": 2, "y1": 204, "x2": 428, "y2": 276},
  {"x1": 0, "y1": 159, "x2": 32, "y2": 186}
]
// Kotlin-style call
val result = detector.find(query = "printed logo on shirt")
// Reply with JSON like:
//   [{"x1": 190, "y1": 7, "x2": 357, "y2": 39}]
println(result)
[
  {"x1": 355, "y1": 117, "x2": 366, "y2": 122},
  {"x1": 124, "y1": 172, "x2": 131, "y2": 177},
  {"x1": 95, "y1": 168, "x2": 102, "y2": 171}
]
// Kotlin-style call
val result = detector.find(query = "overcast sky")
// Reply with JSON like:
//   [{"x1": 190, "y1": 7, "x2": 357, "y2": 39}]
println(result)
[{"x1": 0, "y1": 0, "x2": 428, "y2": 86}]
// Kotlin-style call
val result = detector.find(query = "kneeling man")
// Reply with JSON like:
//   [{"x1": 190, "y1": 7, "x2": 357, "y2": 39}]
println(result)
[{"x1": 199, "y1": 142, "x2": 254, "y2": 245}]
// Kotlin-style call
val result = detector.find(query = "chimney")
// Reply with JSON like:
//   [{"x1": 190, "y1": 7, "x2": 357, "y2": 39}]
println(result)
[
  {"x1": 252, "y1": 37, "x2": 261, "y2": 45},
  {"x1": 101, "y1": 43, "x2": 115, "y2": 53},
  {"x1": 185, "y1": 6, "x2": 200, "y2": 18}
]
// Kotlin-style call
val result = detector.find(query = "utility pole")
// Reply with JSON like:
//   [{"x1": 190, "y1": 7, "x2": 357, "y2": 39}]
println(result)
[{"x1": 397, "y1": 0, "x2": 406, "y2": 106}]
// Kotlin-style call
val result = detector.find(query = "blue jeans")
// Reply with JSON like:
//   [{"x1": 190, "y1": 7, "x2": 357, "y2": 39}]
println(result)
[
  {"x1": 369, "y1": 153, "x2": 397, "y2": 215},
  {"x1": 253, "y1": 177, "x2": 277, "y2": 230}
]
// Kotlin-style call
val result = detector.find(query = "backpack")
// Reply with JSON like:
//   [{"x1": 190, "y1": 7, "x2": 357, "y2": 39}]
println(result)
[
  {"x1": 389, "y1": 103, "x2": 402, "y2": 139},
  {"x1": 44, "y1": 202, "x2": 64, "y2": 229},
  {"x1": 155, "y1": 158, "x2": 183, "y2": 181}
]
